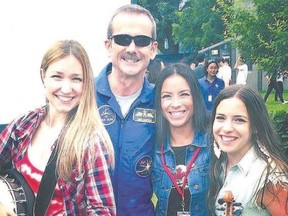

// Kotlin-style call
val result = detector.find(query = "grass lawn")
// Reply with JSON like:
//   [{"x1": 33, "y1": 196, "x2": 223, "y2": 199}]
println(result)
[{"x1": 260, "y1": 90, "x2": 288, "y2": 113}]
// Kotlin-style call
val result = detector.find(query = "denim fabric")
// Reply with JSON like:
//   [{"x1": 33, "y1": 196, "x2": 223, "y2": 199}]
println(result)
[{"x1": 152, "y1": 131, "x2": 212, "y2": 216}]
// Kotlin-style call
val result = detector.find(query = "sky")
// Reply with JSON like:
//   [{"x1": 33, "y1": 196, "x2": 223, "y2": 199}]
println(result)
[{"x1": 0, "y1": 0, "x2": 129, "y2": 124}]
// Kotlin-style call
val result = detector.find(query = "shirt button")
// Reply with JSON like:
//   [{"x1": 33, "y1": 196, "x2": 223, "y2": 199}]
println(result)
[
  {"x1": 194, "y1": 204, "x2": 200, "y2": 211},
  {"x1": 194, "y1": 184, "x2": 199, "y2": 190}
]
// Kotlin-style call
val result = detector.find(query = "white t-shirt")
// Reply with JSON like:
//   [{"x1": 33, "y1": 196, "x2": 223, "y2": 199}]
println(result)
[
  {"x1": 236, "y1": 64, "x2": 248, "y2": 85},
  {"x1": 217, "y1": 64, "x2": 232, "y2": 87},
  {"x1": 276, "y1": 73, "x2": 283, "y2": 82},
  {"x1": 115, "y1": 88, "x2": 142, "y2": 117}
]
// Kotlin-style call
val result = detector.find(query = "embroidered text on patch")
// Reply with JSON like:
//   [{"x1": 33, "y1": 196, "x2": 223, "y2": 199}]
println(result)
[{"x1": 133, "y1": 108, "x2": 156, "y2": 123}]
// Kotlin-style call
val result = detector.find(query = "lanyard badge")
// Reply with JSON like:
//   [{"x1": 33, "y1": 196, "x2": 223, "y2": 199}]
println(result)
[{"x1": 161, "y1": 145, "x2": 201, "y2": 215}]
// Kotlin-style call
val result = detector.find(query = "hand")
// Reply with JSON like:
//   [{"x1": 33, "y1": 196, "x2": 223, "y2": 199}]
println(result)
[{"x1": 0, "y1": 203, "x2": 16, "y2": 216}]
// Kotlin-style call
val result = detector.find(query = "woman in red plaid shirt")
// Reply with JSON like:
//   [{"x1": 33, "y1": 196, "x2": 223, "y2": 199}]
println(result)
[{"x1": 0, "y1": 40, "x2": 116, "y2": 215}]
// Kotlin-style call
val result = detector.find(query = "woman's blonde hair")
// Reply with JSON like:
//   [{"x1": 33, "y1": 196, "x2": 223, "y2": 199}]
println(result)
[{"x1": 40, "y1": 40, "x2": 114, "y2": 179}]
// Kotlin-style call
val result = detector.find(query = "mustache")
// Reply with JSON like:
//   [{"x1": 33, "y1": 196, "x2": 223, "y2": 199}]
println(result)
[{"x1": 122, "y1": 53, "x2": 140, "y2": 61}]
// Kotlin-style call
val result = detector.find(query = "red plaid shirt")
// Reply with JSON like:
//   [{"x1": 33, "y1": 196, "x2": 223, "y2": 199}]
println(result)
[{"x1": 0, "y1": 106, "x2": 116, "y2": 215}]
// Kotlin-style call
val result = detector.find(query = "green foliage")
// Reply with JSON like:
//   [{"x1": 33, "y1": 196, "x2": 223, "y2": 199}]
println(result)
[
  {"x1": 271, "y1": 111, "x2": 288, "y2": 155},
  {"x1": 138, "y1": 0, "x2": 180, "y2": 53},
  {"x1": 263, "y1": 90, "x2": 288, "y2": 156},
  {"x1": 138, "y1": 0, "x2": 225, "y2": 53},
  {"x1": 172, "y1": 0, "x2": 225, "y2": 51},
  {"x1": 217, "y1": 0, "x2": 288, "y2": 73}
]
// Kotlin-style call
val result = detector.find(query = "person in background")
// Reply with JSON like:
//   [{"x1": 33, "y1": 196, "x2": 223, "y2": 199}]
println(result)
[
  {"x1": 0, "y1": 40, "x2": 116, "y2": 215},
  {"x1": 217, "y1": 57, "x2": 232, "y2": 88},
  {"x1": 152, "y1": 63, "x2": 212, "y2": 216},
  {"x1": 180, "y1": 55, "x2": 197, "y2": 71},
  {"x1": 95, "y1": 4, "x2": 158, "y2": 216},
  {"x1": 190, "y1": 61, "x2": 196, "y2": 70},
  {"x1": 198, "y1": 60, "x2": 225, "y2": 112},
  {"x1": 193, "y1": 52, "x2": 206, "y2": 79},
  {"x1": 263, "y1": 71, "x2": 288, "y2": 104},
  {"x1": 146, "y1": 59, "x2": 165, "y2": 85},
  {"x1": 234, "y1": 56, "x2": 248, "y2": 85},
  {"x1": 208, "y1": 84, "x2": 288, "y2": 216},
  {"x1": 275, "y1": 70, "x2": 288, "y2": 103}
]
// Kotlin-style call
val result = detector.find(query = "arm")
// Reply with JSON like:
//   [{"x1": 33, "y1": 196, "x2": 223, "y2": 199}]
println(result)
[
  {"x1": 0, "y1": 121, "x2": 18, "y2": 168},
  {"x1": 0, "y1": 111, "x2": 33, "y2": 166},
  {"x1": 233, "y1": 56, "x2": 241, "y2": 69},
  {"x1": 84, "y1": 141, "x2": 116, "y2": 216},
  {"x1": 265, "y1": 74, "x2": 272, "y2": 85},
  {"x1": 257, "y1": 182, "x2": 288, "y2": 216}
]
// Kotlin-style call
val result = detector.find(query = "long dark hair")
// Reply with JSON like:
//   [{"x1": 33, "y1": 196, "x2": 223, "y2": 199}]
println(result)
[
  {"x1": 154, "y1": 63, "x2": 209, "y2": 146},
  {"x1": 208, "y1": 84, "x2": 288, "y2": 214}
]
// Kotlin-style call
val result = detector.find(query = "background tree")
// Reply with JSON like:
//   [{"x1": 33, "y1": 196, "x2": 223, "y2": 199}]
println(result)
[
  {"x1": 173, "y1": 0, "x2": 225, "y2": 52},
  {"x1": 138, "y1": 0, "x2": 225, "y2": 54},
  {"x1": 138, "y1": 0, "x2": 180, "y2": 53},
  {"x1": 217, "y1": 0, "x2": 288, "y2": 73}
]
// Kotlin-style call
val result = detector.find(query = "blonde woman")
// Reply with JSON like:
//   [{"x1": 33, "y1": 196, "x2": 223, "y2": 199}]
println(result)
[{"x1": 0, "y1": 40, "x2": 116, "y2": 215}]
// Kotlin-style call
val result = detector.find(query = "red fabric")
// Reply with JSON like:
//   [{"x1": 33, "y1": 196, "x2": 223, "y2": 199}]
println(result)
[{"x1": 16, "y1": 151, "x2": 64, "y2": 215}]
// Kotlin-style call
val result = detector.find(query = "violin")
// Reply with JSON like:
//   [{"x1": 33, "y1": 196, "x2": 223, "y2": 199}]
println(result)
[{"x1": 219, "y1": 191, "x2": 234, "y2": 216}]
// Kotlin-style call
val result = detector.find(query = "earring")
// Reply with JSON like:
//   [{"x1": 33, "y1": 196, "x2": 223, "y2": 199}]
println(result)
[{"x1": 213, "y1": 140, "x2": 221, "y2": 159}]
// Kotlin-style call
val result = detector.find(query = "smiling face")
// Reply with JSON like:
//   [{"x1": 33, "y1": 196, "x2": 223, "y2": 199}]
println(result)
[
  {"x1": 160, "y1": 74, "x2": 194, "y2": 131},
  {"x1": 105, "y1": 13, "x2": 158, "y2": 78},
  {"x1": 213, "y1": 97, "x2": 252, "y2": 161},
  {"x1": 42, "y1": 54, "x2": 83, "y2": 116}
]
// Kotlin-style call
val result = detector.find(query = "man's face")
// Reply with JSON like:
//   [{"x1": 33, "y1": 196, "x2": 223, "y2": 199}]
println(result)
[{"x1": 105, "y1": 13, "x2": 158, "y2": 78}]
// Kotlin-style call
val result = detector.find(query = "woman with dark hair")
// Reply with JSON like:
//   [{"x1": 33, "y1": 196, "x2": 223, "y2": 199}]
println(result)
[
  {"x1": 152, "y1": 63, "x2": 212, "y2": 216},
  {"x1": 208, "y1": 84, "x2": 288, "y2": 215},
  {"x1": 198, "y1": 59, "x2": 225, "y2": 112}
]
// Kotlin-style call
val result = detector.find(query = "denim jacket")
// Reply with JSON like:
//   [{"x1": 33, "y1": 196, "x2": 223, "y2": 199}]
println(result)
[{"x1": 152, "y1": 131, "x2": 212, "y2": 216}]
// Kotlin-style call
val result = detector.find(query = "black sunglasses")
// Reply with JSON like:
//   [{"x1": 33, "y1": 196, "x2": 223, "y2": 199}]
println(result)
[{"x1": 109, "y1": 34, "x2": 153, "y2": 47}]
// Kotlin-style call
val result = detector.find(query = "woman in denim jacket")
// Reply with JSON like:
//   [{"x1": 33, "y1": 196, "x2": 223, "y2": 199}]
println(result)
[{"x1": 152, "y1": 63, "x2": 212, "y2": 216}]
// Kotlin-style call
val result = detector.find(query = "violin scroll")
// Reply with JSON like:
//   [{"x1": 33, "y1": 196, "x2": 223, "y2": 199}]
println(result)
[{"x1": 223, "y1": 191, "x2": 234, "y2": 216}]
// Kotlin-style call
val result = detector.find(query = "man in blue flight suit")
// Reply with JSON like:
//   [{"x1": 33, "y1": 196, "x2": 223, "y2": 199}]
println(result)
[{"x1": 95, "y1": 4, "x2": 158, "y2": 216}]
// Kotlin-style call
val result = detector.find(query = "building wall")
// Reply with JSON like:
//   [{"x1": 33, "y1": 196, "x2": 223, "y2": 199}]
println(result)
[{"x1": 0, "y1": 0, "x2": 130, "y2": 124}]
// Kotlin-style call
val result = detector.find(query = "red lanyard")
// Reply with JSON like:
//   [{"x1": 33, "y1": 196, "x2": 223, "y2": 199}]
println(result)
[{"x1": 160, "y1": 145, "x2": 201, "y2": 199}]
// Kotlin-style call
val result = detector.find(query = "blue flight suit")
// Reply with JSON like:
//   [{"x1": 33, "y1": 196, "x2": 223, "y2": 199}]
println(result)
[{"x1": 95, "y1": 63, "x2": 156, "y2": 216}]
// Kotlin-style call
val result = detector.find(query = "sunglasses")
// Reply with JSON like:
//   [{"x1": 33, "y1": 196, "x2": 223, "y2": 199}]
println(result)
[{"x1": 109, "y1": 34, "x2": 153, "y2": 47}]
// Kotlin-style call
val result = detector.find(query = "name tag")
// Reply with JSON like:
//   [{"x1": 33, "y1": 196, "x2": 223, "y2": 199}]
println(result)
[
  {"x1": 177, "y1": 211, "x2": 190, "y2": 216},
  {"x1": 208, "y1": 95, "x2": 212, "y2": 102},
  {"x1": 133, "y1": 108, "x2": 156, "y2": 123}
]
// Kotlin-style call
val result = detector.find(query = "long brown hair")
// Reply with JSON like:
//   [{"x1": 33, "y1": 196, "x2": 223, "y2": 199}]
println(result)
[
  {"x1": 208, "y1": 85, "x2": 288, "y2": 214},
  {"x1": 40, "y1": 40, "x2": 114, "y2": 179}
]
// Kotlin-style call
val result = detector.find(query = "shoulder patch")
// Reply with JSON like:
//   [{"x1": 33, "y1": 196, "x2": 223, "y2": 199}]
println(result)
[
  {"x1": 135, "y1": 155, "x2": 152, "y2": 177},
  {"x1": 98, "y1": 105, "x2": 116, "y2": 125}
]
